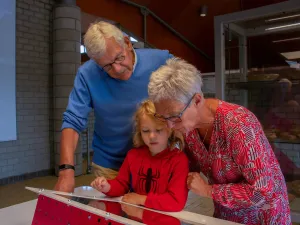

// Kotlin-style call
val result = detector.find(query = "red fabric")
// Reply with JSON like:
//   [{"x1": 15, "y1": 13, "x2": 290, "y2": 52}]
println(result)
[
  {"x1": 93, "y1": 200, "x2": 180, "y2": 224},
  {"x1": 99, "y1": 201, "x2": 124, "y2": 225},
  {"x1": 106, "y1": 146, "x2": 189, "y2": 212},
  {"x1": 185, "y1": 101, "x2": 291, "y2": 225},
  {"x1": 32, "y1": 195, "x2": 124, "y2": 225},
  {"x1": 102, "y1": 201, "x2": 123, "y2": 217},
  {"x1": 125, "y1": 208, "x2": 181, "y2": 225},
  {"x1": 142, "y1": 209, "x2": 181, "y2": 225}
]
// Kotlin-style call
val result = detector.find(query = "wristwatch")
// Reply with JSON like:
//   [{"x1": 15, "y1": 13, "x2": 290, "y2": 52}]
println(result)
[{"x1": 59, "y1": 164, "x2": 75, "y2": 171}]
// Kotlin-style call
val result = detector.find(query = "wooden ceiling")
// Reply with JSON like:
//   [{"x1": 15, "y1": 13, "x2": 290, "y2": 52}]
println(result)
[
  {"x1": 79, "y1": 0, "x2": 293, "y2": 71},
  {"x1": 122, "y1": 0, "x2": 292, "y2": 69},
  {"x1": 126, "y1": 0, "x2": 242, "y2": 60}
]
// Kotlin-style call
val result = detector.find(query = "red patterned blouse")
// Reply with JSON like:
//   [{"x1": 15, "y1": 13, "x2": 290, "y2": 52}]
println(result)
[{"x1": 184, "y1": 101, "x2": 291, "y2": 225}]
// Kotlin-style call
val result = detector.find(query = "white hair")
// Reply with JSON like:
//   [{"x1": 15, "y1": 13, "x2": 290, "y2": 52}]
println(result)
[
  {"x1": 279, "y1": 78, "x2": 292, "y2": 87},
  {"x1": 83, "y1": 21, "x2": 125, "y2": 60},
  {"x1": 148, "y1": 57, "x2": 203, "y2": 104}
]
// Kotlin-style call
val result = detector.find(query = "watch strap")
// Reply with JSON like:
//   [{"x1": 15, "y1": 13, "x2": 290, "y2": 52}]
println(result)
[{"x1": 59, "y1": 164, "x2": 75, "y2": 171}]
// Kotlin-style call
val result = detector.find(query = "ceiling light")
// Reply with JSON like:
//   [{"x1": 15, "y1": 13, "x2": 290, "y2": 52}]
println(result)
[
  {"x1": 80, "y1": 45, "x2": 86, "y2": 54},
  {"x1": 130, "y1": 37, "x2": 138, "y2": 42},
  {"x1": 266, "y1": 14, "x2": 300, "y2": 22},
  {"x1": 286, "y1": 60, "x2": 300, "y2": 69},
  {"x1": 273, "y1": 37, "x2": 300, "y2": 43},
  {"x1": 265, "y1": 22, "x2": 300, "y2": 31},
  {"x1": 199, "y1": 5, "x2": 208, "y2": 17},
  {"x1": 281, "y1": 51, "x2": 300, "y2": 60}
]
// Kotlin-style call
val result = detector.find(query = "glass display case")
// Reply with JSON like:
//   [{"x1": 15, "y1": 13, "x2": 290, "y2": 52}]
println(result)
[{"x1": 214, "y1": 0, "x2": 300, "y2": 221}]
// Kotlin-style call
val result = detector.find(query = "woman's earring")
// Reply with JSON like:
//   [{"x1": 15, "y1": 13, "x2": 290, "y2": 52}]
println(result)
[
  {"x1": 168, "y1": 132, "x2": 174, "y2": 147},
  {"x1": 167, "y1": 138, "x2": 171, "y2": 146}
]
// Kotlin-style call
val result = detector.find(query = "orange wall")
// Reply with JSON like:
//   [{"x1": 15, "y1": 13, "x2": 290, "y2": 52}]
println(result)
[
  {"x1": 77, "y1": 0, "x2": 214, "y2": 72},
  {"x1": 77, "y1": 0, "x2": 289, "y2": 72}
]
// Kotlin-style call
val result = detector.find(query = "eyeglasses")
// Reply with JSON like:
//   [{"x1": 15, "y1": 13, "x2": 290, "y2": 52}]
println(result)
[
  {"x1": 102, "y1": 55, "x2": 125, "y2": 72},
  {"x1": 154, "y1": 94, "x2": 195, "y2": 123}
]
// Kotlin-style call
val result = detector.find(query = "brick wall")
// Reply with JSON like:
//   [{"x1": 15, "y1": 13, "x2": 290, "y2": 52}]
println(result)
[{"x1": 0, "y1": 0, "x2": 55, "y2": 180}]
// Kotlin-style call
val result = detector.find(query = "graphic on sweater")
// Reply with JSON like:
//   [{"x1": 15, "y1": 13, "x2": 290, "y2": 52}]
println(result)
[
  {"x1": 106, "y1": 146, "x2": 189, "y2": 211},
  {"x1": 138, "y1": 166, "x2": 160, "y2": 193}
]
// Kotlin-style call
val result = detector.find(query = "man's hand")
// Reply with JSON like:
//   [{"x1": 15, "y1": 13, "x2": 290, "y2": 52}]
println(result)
[
  {"x1": 54, "y1": 169, "x2": 75, "y2": 193},
  {"x1": 54, "y1": 128, "x2": 79, "y2": 193},
  {"x1": 187, "y1": 172, "x2": 212, "y2": 198},
  {"x1": 122, "y1": 193, "x2": 147, "y2": 205},
  {"x1": 91, "y1": 176, "x2": 111, "y2": 193}
]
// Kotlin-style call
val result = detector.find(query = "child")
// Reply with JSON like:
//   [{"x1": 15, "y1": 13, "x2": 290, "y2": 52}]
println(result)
[{"x1": 91, "y1": 100, "x2": 189, "y2": 212}]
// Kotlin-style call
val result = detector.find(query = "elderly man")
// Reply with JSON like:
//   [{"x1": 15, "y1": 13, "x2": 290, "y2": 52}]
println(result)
[{"x1": 54, "y1": 21, "x2": 172, "y2": 192}]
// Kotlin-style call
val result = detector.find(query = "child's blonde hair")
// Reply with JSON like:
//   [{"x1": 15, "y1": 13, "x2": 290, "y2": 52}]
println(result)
[{"x1": 133, "y1": 99, "x2": 184, "y2": 151}]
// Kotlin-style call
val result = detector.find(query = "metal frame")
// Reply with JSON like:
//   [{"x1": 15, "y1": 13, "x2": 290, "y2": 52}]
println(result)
[
  {"x1": 26, "y1": 186, "x2": 242, "y2": 225},
  {"x1": 27, "y1": 187, "x2": 143, "y2": 225},
  {"x1": 214, "y1": 0, "x2": 300, "y2": 100}
]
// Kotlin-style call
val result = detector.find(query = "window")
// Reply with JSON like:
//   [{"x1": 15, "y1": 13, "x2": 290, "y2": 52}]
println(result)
[{"x1": 80, "y1": 45, "x2": 87, "y2": 54}]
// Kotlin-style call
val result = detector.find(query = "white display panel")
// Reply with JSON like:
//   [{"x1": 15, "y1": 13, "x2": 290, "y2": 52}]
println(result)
[
  {"x1": 0, "y1": 0, "x2": 16, "y2": 141},
  {"x1": 202, "y1": 76, "x2": 216, "y2": 94}
]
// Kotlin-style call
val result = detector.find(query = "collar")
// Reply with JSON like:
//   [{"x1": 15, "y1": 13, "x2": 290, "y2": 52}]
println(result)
[{"x1": 132, "y1": 48, "x2": 138, "y2": 73}]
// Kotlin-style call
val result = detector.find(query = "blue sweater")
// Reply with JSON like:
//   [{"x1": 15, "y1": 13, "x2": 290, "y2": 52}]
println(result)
[{"x1": 62, "y1": 49, "x2": 172, "y2": 170}]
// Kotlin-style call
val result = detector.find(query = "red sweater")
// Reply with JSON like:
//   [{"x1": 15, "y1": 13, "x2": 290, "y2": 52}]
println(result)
[
  {"x1": 97, "y1": 201, "x2": 181, "y2": 225},
  {"x1": 105, "y1": 146, "x2": 189, "y2": 212},
  {"x1": 185, "y1": 101, "x2": 291, "y2": 224}
]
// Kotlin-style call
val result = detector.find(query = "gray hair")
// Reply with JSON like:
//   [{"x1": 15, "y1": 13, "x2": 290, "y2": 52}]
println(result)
[
  {"x1": 148, "y1": 57, "x2": 203, "y2": 104},
  {"x1": 83, "y1": 21, "x2": 125, "y2": 60}
]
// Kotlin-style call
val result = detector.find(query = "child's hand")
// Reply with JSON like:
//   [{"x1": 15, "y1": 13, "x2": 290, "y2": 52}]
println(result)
[
  {"x1": 122, "y1": 193, "x2": 147, "y2": 205},
  {"x1": 121, "y1": 203, "x2": 144, "y2": 219},
  {"x1": 91, "y1": 177, "x2": 111, "y2": 193}
]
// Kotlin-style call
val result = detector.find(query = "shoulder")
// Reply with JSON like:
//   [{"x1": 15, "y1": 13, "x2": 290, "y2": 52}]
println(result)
[
  {"x1": 170, "y1": 148, "x2": 189, "y2": 163},
  {"x1": 168, "y1": 149, "x2": 189, "y2": 172},
  {"x1": 136, "y1": 49, "x2": 172, "y2": 60},
  {"x1": 77, "y1": 59, "x2": 105, "y2": 79},
  {"x1": 78, "y1": 59, "x2": 99, "y2": 73},
  {"x1": 126, "y1": 146, "x2": 148, "y2": 158},
  {"x1": 184, "y1": 129, "x2": 199, "y2": 146},
  {"x1": 217, "y1": 101, "x2": 264, "y2": 146},
  {"x1": 217, "y1": 101, "x2": 260, "y2": 129}
]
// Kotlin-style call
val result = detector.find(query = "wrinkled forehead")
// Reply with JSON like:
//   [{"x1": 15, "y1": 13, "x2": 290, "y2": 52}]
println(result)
[
  {"x1": 154, "y1": 99, "x2": 185, "y2": 117},
  {"x1": 98, "y1": 38, "x2": 123, "y2": 64}
]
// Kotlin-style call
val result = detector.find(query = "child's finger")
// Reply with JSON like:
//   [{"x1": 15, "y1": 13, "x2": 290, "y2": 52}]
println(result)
[
  {"x1": 92, "y1": 179, "x2": 97, "y2": 188},
  {"x1": 93, "y1": 178, "x2": 102, "y2": 189},
  {"x1": 91, "y1": 180, "x2": 97, "y2": 188},
  {"x1": 96, "y1": 177, "x2": 103, "y2": 186},
  {"x1": 103, "y1": 179, "x2": 108, "y2": 185},
  {"x1": 98, "y1": 177, "x2": 104, "y2": 187}
]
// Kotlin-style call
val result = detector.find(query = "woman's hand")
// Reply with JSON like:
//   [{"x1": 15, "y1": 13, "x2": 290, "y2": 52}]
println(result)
[
  {"x1": 90, "y1": 176, "x2": 111, "y2": 193},
  {"x1": 122, "y1": 193, "x2": 147, "y2": 205},
  {"x1": 187, "y1": 172, "x2": 212, "y2": 198}
]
